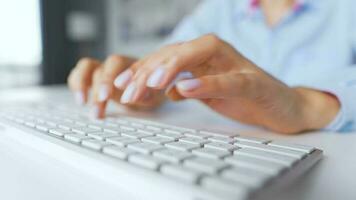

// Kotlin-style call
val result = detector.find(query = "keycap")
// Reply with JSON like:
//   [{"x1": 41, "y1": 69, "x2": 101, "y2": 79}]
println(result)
[
  {"x1": 234, "y1": 148, "x2": 297, "y2": 167},
  {"x1": 103, "y1": 127, "x2": 126, "y2": 134},
  {"x1": 157, "y1": 132, "x2": 184, "y2": 140},
  {"x1": 234, "y1": 141, "x2": 306, "y2": 159},
  {"x1": 153, "y1": 149, "x2": 193, "y2": 163},
  {"x1": 192, "y1": 148, "x2": 231, "y2": 159},
  {"x1": 184, "y1": 157, "x2": 229, "y2": 174},
  {"x1": 208, "y1": 136, "x2": 236, "y2": 144},
  {"x1": 119, "y1": 125, "x2": 136, "y2": 131},
  {"x1": 103, "y1": 146, "x2": 138, "y2": 160},
  {"x1": 106, "y1": 137, "x2": 140, "y2": 147},
  {"x1": 122, "y1": 131, "x2": 153, "y2": 139},
  {"x1": 200, "y1": 176, "x2": 249, "y2": 197},
  {"x1": 184, "y1": 132, "x2": 211, "y2": 139},
  {"x1": 145, "y1": 125, "x2": 162, "y2": 132},
  {"x1": 127, "y1": 142, "x2": 164, "y2": 154},
  {"x1": 72, "y1": 127, "x2": 99, "y2": 135},
  {"x1": 234, "y1": 136, "x2": 270, "y2": 144},
  {"x1": 49, "y1": 128, "x2": 72, "y2": 137},
  {"x1": 225, "y1": 155, "x2": 285, "y2": 175},
  {"x1": 205, "y1": 142, "x2": 238, "y2": 152},
  {"x1": 200, "y1": 130, "x2": 238, "y2": 138},
  {"x1": 35, "y1": 124, "x2": 55, "y2": 132},
  {"x1": 142, "y1": 136, "x2": 175, "y2": 145},
  {"x1": 160, "y1": 165, "x2": 202, "y2": 183},
  {"x1": 82, "y1": 139, "x2": 113, "y2": 151},
  {"x1": 179, "y1": 137, "x2": 210, "y2": 146},
  {"x1": 64, "y1": 134, "x2": 92, "y2": 144},
  {"x1": 87, "y1": 132, "x2": 119, "y2": 140},
  {"x1": 130, "y1": 122, "x2": 145, "y2": 128},
  {"x1": 165, "y1": 141, "x2": 201, "y2": 151},
  {"x1": 58, "y1": 122, "x2": 84, "y2": 130},
  {"x1": 163, "y1": 129, "x2": 182, "y2": 135},
  {"x1": 128, "y1": 154, "x2": 167, "y2": 170},
  {"x1": 268, "y1": 141, "x2": 315, "y2": 153},
  {"x1": 220, "y1": 167, "x2": 271, "y2": 188}
]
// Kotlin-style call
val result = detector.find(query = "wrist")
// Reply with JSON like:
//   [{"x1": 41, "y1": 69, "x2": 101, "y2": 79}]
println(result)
[{"x1": 293, "y1": 87, "x2": 340, "y2": 132}]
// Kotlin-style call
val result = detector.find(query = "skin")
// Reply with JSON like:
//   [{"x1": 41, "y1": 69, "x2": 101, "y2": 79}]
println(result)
[{"x1": 67, "y1": 0, "x2": 340, "y2": 134}]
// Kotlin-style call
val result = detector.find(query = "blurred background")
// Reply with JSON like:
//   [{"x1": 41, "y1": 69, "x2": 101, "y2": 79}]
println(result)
[{"x1": 0, "y1": 0, "x2": 200, "y2": 88}]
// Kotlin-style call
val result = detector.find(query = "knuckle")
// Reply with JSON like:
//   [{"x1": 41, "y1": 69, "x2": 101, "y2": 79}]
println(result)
[
  {"x1": 205, "y1": 34, "x2": 221, "y2": 45},
  {"x1": 105, "y1": 54, "x2": 126, "y2": 66},
  {"x1": 78, "y1": 57, "x2": 95, "y2": 67}
]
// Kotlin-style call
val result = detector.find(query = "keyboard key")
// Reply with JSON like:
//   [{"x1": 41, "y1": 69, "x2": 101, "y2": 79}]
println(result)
[
  {"x1": 220, "y1": 167, "x2": 271, "y2": 188},
  {"x1": 72, "y1": 127, "x2": 99, "y2": 135},
  {"x1": 268, "y1": 141, "x2": 315, "y2": 153},
  {"x1": 82, "y1": 139, "x2": 113, "y2": 151},
  {"x1": 234, "y1": 141, "x2": 306, "y2": 159},
  {"x1": 161, "y1": 165, "x2": 202, "y2": 183},
  {"x1": 49, "y1": 128, "x2": 72, "y2": 137},
  {"x1": 87, "y1": 132, "x2": 119, "y2": 140},
  {"x1": 179, "y1": 137, "x2": 210, "y2": 146},
  {"x1": 120, "y1": 125, "x2": 136, "y2": 131},
  {"x1": 106, "y1": 137, "x2": 140, "y2": 147},
  {"x1": 234, "y1": 136, "x2": 270, "y2": 144},
  {"x1": 122, "y1": 131, "x2": 153, "y2": 139},
  {"x1": 145, "y1": 125, "x2": 162, "y2": 132},
  {"x1": 157, "y1": 132, "x2": 184, "y2": 140},
  {"x1": 165, "y1": 141, "x2": 200, "y2": 151},
  {"x1": 128, "y1": 154, "x2": 167, "y2": 170},
  {"x1": 64, "y1": 134, "x2": 92, "y2": 144},
  {"x1": 184, "y1": 157, "x2": 229, "y2": 174},
  {"x1": 142, "y1": 136, "x2": 175, "y2": 145},
  {"x1": 192, "y1": 148, "x2": 231, "y2": 159},
  {"x1": 58, "y1": 122, "x2": 84, "y2": 130},
  {"x1": 35, "y1": 124, "x2": 55, "y2": 132},
  {"x1": 184, "y1": 132, "x2": 211, "y2": 139},
  {"x1": 225, "y1": 155, "x2": 285, "y2": 175},
  {"x1": 200, "y1": 131, "x2": 238, "y2": 138},
  {"x1": 163, "y1": 129, "x2": 183, "y2": 135},
  {"x1": 153, "y1": 149, "x2": 193, "y2": 163},
  {"x1": 128, "y1": 142, "x2": 164, "y2": 154},
  {"x1": 208, "y1": 136, "x2": 236, "y2": 144},
  {"x1": 205, "y1": 142, "x2": 238, "y2": 152},
  {"x1": 200, "y1": 176, "x2": 249, "y2": 197},
  {"x1": 103, "y1": 146, "x2": 137, "y2": 160},
  {"x1": 234, "y1": 148, "x2": 297, "y2": 167}
]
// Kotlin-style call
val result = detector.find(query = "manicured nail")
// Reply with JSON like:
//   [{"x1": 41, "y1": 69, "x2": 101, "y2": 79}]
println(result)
[
  {"x1": 114, "y1": 70, "x2": 132, "y2": 88},
  {"x1": 75, "y1": 91, "x2": 85, "y2": 105},
  {"x1": 166, "y1": 71, "x2": 194, "y2": 93},
  {"x1": 98, "y1": 85, "x2": 109, "y2": 102},
  {"x1": 176, "y1": 79, "x2": 201, "y2": 91},
  {"x1": 92, "y1": 106, "x2": 100, "y2": 118},
  {"x1": 120, "y1": 82, "x2": 136, "y2": 104},
  {"x1": 146, "y1": 67, "x2": 166, "y2": 87}
]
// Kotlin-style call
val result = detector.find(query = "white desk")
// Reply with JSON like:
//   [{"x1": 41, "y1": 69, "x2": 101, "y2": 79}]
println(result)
[{"x1": 0, "y1": 86, "x2": 355, "y2": 200}]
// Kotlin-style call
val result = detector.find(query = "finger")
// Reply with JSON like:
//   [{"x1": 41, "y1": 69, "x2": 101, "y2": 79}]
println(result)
[
  {"x1": 91, "y1": 68, "x2": 107, "y2": 118},
  {"x1": 126, "y1": 34, "x2": 223, "y2": 103},
  {"x1": 175, "y1": 73, "x2": 254, "y2": 99},
  {"x1": 67, "y1": 57, "x2": 101, "y2": 104},
  {"x1": 97, "y1": 55, "x2": 136, "y2": 102}
]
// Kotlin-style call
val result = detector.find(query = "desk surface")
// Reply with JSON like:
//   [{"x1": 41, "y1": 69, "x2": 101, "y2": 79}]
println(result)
[{"x1": 0, "y1": 86, "x2": 355, "y2": 200}]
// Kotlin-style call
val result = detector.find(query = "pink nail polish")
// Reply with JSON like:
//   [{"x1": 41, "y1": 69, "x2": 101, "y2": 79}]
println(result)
[
  {"x1": 75, "y1": 91, "x2": 85, "y2": 105},
  {"x1": 114, "y1": 70, "x2": 132, "y2": 88},
  {"x1": 98, "y1": 85, "x2": 109, "y2": 102},
  {"x1": 176, "y1": 79, "x2": 201, "y2": 91},
  {"x1": 120, "y1": 82, "x2": 136, "y2": 104},
  {"x1": 146, "y1": 67, "x2": 166, "y2": 87}
]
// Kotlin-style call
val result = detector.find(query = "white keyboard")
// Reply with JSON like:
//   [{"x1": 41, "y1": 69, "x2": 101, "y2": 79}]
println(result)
[{"x1": 0, "y1": 104, "x2": 322, "y2": 200}]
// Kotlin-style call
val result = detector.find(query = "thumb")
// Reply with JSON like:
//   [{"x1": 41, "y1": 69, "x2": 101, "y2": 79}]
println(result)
[{"x1": 175, "y1": 73, "x2": 252, "y2": 99}]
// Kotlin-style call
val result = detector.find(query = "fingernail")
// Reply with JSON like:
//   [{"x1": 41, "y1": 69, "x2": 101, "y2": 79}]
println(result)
[
  {"x1": 92, "y1": 106, "x2": 100, "y2": 118},
  {"x1": 98, "y1": 85, "x2": 109, "y2": 102},
  {"x1": 166, "y1": 71, "x2": 194, "y2": 93},
  {"x1": 75, "y1": 91, "x2": 85, "y2": 105},
  {"x1": 114, "y1": 70, "x2": 132, "y2": 88},
  {"x1": 146, "y1": 67, "x2": 166, "y2": 87},
  {"x1": 176, "y1": 79, "x2": 201, "y2": 91},
  {"x1": 120, "y1": 82, "x2": 136, "y2": 104}
]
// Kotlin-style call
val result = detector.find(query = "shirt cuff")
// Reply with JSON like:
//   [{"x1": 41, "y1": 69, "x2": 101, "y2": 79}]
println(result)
[{"x1": 316, "y1": 86, "x2": 355, "y2": 132}]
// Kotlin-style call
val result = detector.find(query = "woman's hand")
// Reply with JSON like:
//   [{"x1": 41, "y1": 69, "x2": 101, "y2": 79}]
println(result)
[
  {"x1": 118, "y1": 34, "x2": 340, "y2": 134},
  {"x1": 67, "y1": 55, "x2": 166, "y2": 118}
]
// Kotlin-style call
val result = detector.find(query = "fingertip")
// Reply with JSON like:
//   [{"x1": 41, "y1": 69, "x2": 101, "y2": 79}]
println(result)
[
  {"x1": 75, "y1": 91, "x2": 85, "y2": 105},
  {"x1": 92, "y1": 103, "x2": 106, "y2": 119},
  {"x1": 114, "y1": 69, "x2": 132, "y2": 89}
]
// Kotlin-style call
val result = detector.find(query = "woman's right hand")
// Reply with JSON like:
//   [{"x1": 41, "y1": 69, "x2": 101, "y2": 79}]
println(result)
[{"x1": 67, "y1": 55, "x2": 166, "y2": 118}]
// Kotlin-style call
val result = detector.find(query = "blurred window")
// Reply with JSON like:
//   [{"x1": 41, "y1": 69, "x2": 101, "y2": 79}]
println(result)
[{"x1": 0, "y1": 0, "x2": 42, "y2": 88}]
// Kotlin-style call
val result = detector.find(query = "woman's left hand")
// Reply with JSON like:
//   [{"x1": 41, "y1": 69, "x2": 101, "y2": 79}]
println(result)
[{"x1": 116, "y1": 34, "x2": 339, "y2": 134}]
